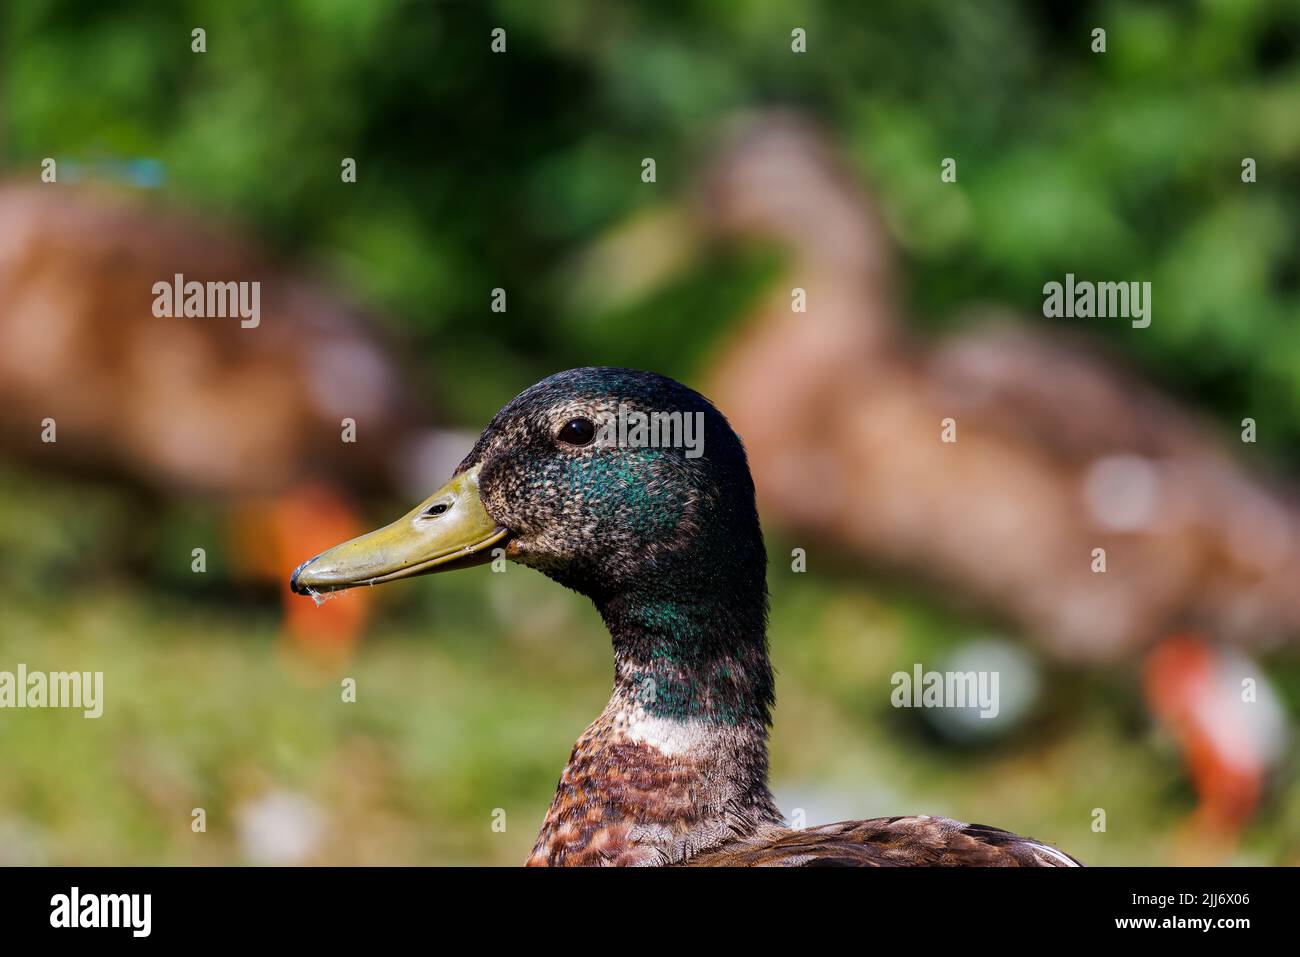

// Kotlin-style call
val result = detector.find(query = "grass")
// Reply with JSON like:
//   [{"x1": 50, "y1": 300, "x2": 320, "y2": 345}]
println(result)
[{"x1": 0, "y1": 467, "x2": 1297, "y2": 865}]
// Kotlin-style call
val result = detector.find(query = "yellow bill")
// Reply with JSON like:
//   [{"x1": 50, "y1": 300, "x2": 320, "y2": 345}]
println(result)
[{"x1": 290, "y1": 465, "x2": 507, "y2": 594}]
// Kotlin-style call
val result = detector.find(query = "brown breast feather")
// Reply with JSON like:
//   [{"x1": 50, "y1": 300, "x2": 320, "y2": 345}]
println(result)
[{"x1": 528, "y1": 721, "x2": 709, "y2": 867}]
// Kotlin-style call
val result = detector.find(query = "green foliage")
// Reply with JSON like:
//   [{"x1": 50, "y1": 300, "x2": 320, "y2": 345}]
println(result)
[{"x1": 4, "y1": 0, "x2": 1296, "y2": 437}]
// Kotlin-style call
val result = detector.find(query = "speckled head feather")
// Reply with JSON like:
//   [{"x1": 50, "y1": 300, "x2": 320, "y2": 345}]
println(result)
[{"x1": 463, "y1": 370, "x2": 764, "y2": 599}]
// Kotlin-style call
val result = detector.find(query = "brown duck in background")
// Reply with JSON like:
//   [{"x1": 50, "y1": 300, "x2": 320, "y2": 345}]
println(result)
[
  {"x1": 701, "y1": 116, "x2": 1300, "y2": 659},
  {"x1": 695, "y1": 115, "x2": 1292, "y2": 845},
  {"x1": 0, "y1": 182, "x2": 462, "y2": 661},
  {"x1": 290, "y1": 367, "x2": 1079, "y2": 866}
]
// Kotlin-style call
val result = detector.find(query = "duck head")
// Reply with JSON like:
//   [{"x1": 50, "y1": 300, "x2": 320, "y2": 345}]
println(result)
[
  {"x1": 290, "y1": 367, "x2": 768, "y2": 622},
  {"x1": 294, "y1": 368, "x2": 782, "y2": 864}
]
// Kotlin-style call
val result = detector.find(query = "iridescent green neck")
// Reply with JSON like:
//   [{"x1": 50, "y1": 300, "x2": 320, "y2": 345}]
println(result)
[{"x1": 598, "y1": 569, "x2": 774, "y2": 729}]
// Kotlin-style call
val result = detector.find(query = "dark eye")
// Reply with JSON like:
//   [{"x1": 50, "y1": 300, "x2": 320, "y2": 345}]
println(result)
[
  {"x1": 424, "y1": 502, "x2": 449, "y2": 517},
  {"x1": 557, "y1": 417, "x2": 595, "y2": 446}
]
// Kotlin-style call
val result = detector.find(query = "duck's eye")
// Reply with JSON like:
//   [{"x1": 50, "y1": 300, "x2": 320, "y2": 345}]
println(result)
[
  {"x1": 423, "y1": 502, "x2": 450, "y2": 517},
  {"x1": 557, "y1": 417, "x2": 596, "y2": 446}
]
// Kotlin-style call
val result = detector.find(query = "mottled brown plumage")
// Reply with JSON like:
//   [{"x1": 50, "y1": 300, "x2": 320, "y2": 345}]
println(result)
[
  {"x1": 690, "y1": 817, "x2": 1080, "y2": 867},
  {"x1": 529, "y1": 722, "x2": 710, "y2": 867},
  {"x1": 0, "y1": 182, "x2": 433, "y2": 496},
  {"x1": 528, "y1": 670, "x2": 780, "y2": 866}
]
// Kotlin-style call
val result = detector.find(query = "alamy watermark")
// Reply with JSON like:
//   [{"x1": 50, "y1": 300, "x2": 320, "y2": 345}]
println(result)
[
  {"x1": 594, "y1": 403, "x2": 705, "y2": 459},
  {"x1": 890, "y1": 663, "x2": 999, "y2": 719},
  {"x1": 152, "y1": 273, "x2": 261, "y2": 328},
  {"x1": 1042, "y1": 273, "x2": 1151, "y2": 328},
  {"x1": 50, "y1": 887, "x2": 150, "y2": 937},
  {"x1": 0, "y1": 664, "x2": 103, "y2": 718}
]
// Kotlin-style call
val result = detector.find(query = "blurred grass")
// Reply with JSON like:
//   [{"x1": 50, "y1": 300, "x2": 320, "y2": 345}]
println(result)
[{"x1": 1, "y1": 465, "x2": 1297, "y2": 865}]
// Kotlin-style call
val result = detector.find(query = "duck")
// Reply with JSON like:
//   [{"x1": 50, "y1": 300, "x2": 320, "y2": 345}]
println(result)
[
  {"x1": 0, "y1": 182, "x2": 464, "y2": 661},
  {"x1": 695, "y1": 114, "x2": 1293, "y2": 842},
  {"x1": 290, "y1": 367, "x2": 1080, "y2": 866},
  {"x1": 700, "y1": 114, "x2": 1300, "y2": 662}
]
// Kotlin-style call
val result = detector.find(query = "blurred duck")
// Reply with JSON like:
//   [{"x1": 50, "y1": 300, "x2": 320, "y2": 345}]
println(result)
[
  {"x1": 291, "y1": 367, "x2": 1080, "y2": 866},
  {"x1": 693, "y1": 115, "x2": 1293, "y2": 840},
  {"x1": 0, "y1": 183, "x2": 462, "y2": 660}
]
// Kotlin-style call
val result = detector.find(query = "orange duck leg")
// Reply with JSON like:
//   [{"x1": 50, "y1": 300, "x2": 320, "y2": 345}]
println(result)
[
  {"x1": 232, "y1": 483, "x2": 373, "y2": 667},
  {"x1": 1144, "y1": 634, "x2": 1266, "y2": 858}
]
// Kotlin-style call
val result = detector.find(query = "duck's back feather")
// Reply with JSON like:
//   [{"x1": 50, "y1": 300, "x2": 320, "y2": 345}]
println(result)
[{"x1": 686, "y1": 815, "x2": 1081, "y2": 867}]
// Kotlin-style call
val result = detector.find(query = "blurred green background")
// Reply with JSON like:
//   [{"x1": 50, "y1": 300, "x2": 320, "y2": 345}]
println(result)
[{"x1": 1, "y1": 0, "x2": 1298, "y2": 865}]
